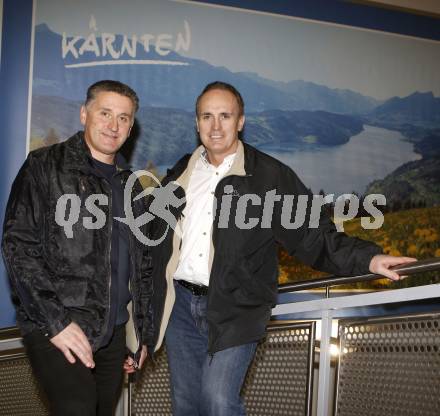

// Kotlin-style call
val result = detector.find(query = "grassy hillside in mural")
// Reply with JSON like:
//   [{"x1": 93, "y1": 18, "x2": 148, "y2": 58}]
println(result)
[
  {"x1": 245, "y1": 110, "x2": 363, "y2": 148},
  {"x1": 278, "y1": 206, "x2": 440, "y2": 288},
  {"x1": 365, "y1": 156, "x2": 440, "y2": 207},
  {"x1": 367, "y1": 92, "x2": 440, "y2": 129},
  {"x1": 364, "y1": 125, "x2": 440, "y2": 207},
  {"x1": 352, "y1": 91, "x2": 440, "y2": 209}
]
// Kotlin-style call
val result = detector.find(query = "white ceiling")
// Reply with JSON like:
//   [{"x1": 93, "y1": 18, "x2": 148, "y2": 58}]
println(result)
[{"x1": 355, "y1": 0, "x2": 440, "y2": 16}]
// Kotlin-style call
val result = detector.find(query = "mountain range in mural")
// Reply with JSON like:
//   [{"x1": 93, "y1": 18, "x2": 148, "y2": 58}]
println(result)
[{"x1": 31, "y1": 24, "x2": 440, "y2": 205}]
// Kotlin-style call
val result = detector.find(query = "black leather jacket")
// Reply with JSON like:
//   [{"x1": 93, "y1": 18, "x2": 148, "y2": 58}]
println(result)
[
  {"x1": 151, "y1": 142, "x2": 382, "y2": 353},
  {"x1": 2, "y1": 132, "x2": 154, "y2": 355}
]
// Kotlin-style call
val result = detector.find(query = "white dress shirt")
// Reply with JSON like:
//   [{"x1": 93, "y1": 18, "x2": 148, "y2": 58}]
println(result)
[{"x1": 174, "y1": 151, "x2": 236, "y2": 286}]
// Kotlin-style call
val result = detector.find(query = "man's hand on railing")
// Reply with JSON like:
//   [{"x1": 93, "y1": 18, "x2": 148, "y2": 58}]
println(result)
[{"x1": 369, "y1": 254, "x2": 417, "y2": 281}]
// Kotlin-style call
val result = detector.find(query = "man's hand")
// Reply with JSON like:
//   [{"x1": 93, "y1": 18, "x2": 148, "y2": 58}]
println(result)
[
  {"x1": 50, "y1": 322, "x2": 95, "y2": 368},
  {"x1": 369, "y1": 254, "x2": 417, "y2": 281},
  {"x1": 124, "y1": 345, "x2": 148, "y2": 374}
]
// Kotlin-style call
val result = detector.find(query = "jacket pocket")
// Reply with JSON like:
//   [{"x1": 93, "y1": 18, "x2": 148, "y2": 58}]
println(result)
[{"x1": 231, "y1": 247, "x2": 278, "y2": 304}]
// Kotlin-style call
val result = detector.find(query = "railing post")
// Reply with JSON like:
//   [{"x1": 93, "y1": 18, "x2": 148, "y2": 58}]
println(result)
[{"x1": 317, "y1": 309, "x2": 333, "y2": 416}]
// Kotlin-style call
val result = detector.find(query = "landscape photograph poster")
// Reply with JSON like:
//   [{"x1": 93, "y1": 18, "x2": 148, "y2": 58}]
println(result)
[{"x1": 30, "y1": 0, "x2": 440, "y2": 287}]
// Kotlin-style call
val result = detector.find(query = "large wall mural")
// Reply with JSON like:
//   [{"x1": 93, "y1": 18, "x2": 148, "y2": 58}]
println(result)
[
  {"x1": 1, "y1": 0, "x2": 439, "y2": 327},
  {"x1": 29, "y1": 0, "x2": 440, "y2": 290},
  {"x1": 30, "y1": 0, "x2": 439, "y2": 287}
]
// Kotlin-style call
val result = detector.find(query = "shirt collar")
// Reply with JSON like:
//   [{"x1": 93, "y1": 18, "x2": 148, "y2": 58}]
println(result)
[{"x1": 200, "y1": 149, "x2": 236, "y2": 170}]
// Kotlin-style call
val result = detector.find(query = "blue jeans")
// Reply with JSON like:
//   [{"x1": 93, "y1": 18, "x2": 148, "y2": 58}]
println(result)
[{"x1": 165, "y1": 281, "x2": 257, "y2": 416}]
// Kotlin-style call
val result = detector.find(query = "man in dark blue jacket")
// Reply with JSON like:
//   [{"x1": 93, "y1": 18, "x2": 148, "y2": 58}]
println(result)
[
  {"x1": 150, "y1": 81, "x2": 415, "y2": 416},
  {"x1": 2, "y1": 80, "x2": 153, "y2": 416}
]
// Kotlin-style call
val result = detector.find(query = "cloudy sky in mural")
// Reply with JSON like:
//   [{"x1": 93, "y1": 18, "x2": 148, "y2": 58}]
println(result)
[{"x1": 35, "y1": 0, "x2": 440, "y2": 100}]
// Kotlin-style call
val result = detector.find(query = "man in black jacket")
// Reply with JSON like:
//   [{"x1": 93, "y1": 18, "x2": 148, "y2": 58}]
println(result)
[
  {"x1": 2, "y1": 80, "x2": 153, "y2": 416},
  {"x1": 150, "y1": 81, "x2": 415, "y2": 416}
]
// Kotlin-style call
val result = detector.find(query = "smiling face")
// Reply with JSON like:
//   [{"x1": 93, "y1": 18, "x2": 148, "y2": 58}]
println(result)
[
  {"x1": 80, "y1": 91, "x2": 135, "y2": 164},
  {"x1": 196, "y1": 88, "x2": 245, "y2": 167}
]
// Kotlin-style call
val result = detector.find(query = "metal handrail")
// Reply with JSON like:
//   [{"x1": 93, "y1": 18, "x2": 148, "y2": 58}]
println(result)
[{"x1": 278, "y1": 257, "x2": 440, "y2": 293}]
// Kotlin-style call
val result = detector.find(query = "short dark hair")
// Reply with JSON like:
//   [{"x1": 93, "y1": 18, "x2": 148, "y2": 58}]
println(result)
[
  {"x1": 195, "y1": 81, "x2": 244, "y2": 117},
  {"x1": 85, "y1": 80, "x2": 139, "y2": 112}
]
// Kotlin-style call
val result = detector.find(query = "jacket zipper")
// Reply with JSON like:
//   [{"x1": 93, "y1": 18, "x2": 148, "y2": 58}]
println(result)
[
  {"x1": 120, "y1": 172, "x2": 143, "y2": 365},
  {"x1": 128, "y1": 217, "x2": 141, "y2": 365},
  {"x1": 96, "y1": 180, "x2": 113, "y2": 350},
  {"x1": 207, "y1": 172, "x2": 252, "y2": 354},
  {"x1": 155, "y1": 209, "x2": 184, "y2": 349},
  {"x1": 152, "y1": 173, "x2": 186, "y2": 350}
]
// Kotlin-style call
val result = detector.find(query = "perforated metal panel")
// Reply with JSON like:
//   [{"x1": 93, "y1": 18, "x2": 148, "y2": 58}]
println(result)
[
  {"x1": 130, "y1": 321, "x2": 315, "y2": 415},
  {"x1": 243, "y1": 322, "x2": 315, "y2": 416},
  {"x1": 0, "y1": 352, "x2": 49, "y2": 416},
  {"x1": 336, "y1": 313, "x2": 440, "y2": 416},
  {"x1": 130, "y1": 345, "x2": 173, "y2": 415}
]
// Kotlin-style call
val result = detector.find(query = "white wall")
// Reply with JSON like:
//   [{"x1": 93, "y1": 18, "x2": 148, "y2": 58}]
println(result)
[{"x1": 365, "y1": 0, "x2": 440, "y2": 15}]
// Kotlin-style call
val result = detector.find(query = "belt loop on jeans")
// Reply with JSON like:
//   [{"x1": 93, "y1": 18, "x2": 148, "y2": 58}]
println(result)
[{"x1": 176, "y1": 279, "x2": 209, "y2": 296}]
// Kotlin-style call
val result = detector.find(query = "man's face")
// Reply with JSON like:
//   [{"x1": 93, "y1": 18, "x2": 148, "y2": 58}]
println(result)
[
  {"x1": 80, "y1": 91, "x2": 135, "y2": 163},
  {"x1": 196, "y1": 89, "x2": 245, "y2": 166}
]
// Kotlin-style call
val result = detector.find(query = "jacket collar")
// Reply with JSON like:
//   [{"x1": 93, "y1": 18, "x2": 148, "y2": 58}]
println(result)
[
  {"x1": 175, "y1": 145, "x2": 204, "y2": 191},
  {"x1": 175, "y1": 140, "x2": 248, "y2": 191},
  {"x1": 63, "y1": 131, "x2": 130, "y2": 174},
  {"x1": 228, "y1": 140, "x2": 246, "y2": 177}
]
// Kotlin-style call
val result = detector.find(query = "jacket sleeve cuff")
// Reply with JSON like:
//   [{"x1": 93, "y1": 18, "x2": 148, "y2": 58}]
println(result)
[
  {"x1": 359, "y1": 245, "x2": 383, "y2": 275},
  {"x1": 44, "y1": 315, "x2": 72, "y2": 338}
]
